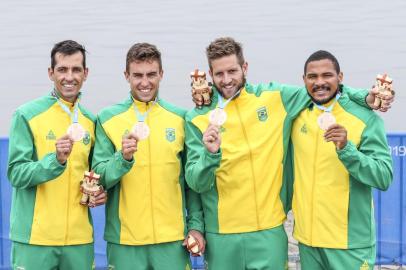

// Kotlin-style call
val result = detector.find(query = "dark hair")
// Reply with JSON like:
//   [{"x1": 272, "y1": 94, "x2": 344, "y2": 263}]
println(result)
[
  {"x1": 126, "y1": 43, "x2": 162, "y2": 72},
  {"x1": 51, "y1": 40, "x2": 87, "y2": 69},
  {"x1": 304, "y1": 50, "x2": 340, "y2": 74},
  {"x1": 206, "y1": 37, "x2": 245, "y2": 70}
]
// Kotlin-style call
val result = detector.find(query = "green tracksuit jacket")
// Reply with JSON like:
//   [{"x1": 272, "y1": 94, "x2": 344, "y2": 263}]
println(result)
[
  {"x1": 7, "y1": 93, "x2": 95, "y2": 245},
  {"x1": 291, "y1": 91, "x2": 393, "y2": 249},
  {"x1": 92, "y1": 96, "x2": 204, "y2": 245}
]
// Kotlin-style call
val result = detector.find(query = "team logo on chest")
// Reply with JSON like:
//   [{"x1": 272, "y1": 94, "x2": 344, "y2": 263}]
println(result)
[
  {"x1": 46, "y1": 130, "x2": 56, "y2": 140},
  {"x1": 300, "y1": 124, "x2": 308, "y2": 134},
  {"x1": 256, "y1": 106, "x2": 268, "y2": 122},
  {"x1": 82, "y1": 131, "x2": 91, "y2": 145},
  {"x1": 165, "y1": 128, "x2": 176, "y2": 142}
]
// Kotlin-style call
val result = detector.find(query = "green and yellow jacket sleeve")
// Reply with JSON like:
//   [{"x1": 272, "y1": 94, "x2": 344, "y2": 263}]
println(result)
[
  {"x1": 185, "y1": 117, "x2": 222, "y2": 193},
  {"x1": 185, "y1": 186, "x2": 205, "y2": 233},
  {"x1": 92, "y1": 117, "x2": 134, "y2": 189},
  {"x1": 7, "y1": 110, "x2": 66, "y2": 189},
  {"x1": 337, "y1": 114, "x2": 393, "y2": 190},
  {"x1": 341, "y1": 85, "x2": 370, "y2": 109}
]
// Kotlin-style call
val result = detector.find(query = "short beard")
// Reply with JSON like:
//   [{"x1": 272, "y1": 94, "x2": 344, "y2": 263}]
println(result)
[
  {"x1": 213, "y1": 76, "x2": 246, "y2": 98},
  {"x1": 308, "y1": 84, "x2": 341, "y2": 105}
]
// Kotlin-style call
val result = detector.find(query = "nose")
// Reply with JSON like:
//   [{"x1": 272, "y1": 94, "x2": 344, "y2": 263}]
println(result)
[
  {"x1": 222, "y1": 73, "x2": 232, "y2": 85},
  {"x1": 65, "y1": 70, "x2": 74, "y2": 81},
  {"x1": 140, "y1": 76, "x2": 149, "y2": 87}
]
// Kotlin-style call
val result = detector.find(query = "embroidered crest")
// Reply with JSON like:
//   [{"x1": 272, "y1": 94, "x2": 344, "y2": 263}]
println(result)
[
  {"x1": 166, "y1": 128, "x2": 175, "y2": 142},
  {"x1": 256, "y1": 106, "x2": 268, "y2": 122},
  {"x1": 82, "y1": 131, "x2": 90, "y2": 145},
  {"x1": 300, "y1": 124, "x2": 308, "y2": 134}
]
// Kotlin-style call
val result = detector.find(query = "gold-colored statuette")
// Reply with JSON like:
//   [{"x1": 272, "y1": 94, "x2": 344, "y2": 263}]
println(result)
[
  {"x1": 374, "y1": 73, "x2": 393, "y2": 108},
  {"x1": 191, "y1": 69, "x2": 212, "y2": 107}
]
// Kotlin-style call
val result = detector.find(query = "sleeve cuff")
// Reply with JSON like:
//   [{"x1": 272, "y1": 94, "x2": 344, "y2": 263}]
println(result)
[
  {"x1": 117, "y1": 151, "x2": 135, "y2": 169},
  {"x1": 337, "y1": 141, "x2": 357, "y2": 159}
]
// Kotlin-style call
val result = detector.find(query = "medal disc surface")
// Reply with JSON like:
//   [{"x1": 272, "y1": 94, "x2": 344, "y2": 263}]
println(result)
[
  {"x1": 317, "y1": 112, "x2": 336, "y2": 131},
  {"x1": 209, "y1": 108, "x2": 227, "y2": 126},
  {"x1": 132, "y1": 122, "x2": 150, "y2": 140},
  {"x1": 67, "y1": 123, "x2": 85, "y2": 142}
]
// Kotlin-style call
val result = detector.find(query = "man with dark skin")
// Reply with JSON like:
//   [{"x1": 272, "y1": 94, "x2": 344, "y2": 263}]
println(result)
[{"x1": 290, "y1": 50, "x2": 392, "y2": 270}]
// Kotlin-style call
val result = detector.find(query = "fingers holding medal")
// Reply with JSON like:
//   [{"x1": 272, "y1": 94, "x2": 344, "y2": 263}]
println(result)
[
  {"x1": 203, "y1": 124, "x2": 221, "y2": 154},
  {"x1": 55, "y1": 134, "x2": 74, "y2": 164},
  {"x1": 122, "y1": 131, "x2": 139, "y2": 161},
  {"x1": 324, "y1": 124, "x2": 348, "y2": 150}
]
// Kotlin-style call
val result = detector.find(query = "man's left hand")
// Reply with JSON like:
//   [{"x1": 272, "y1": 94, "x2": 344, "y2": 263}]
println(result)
[
  {"x1": 91, "y1": 189, "x2": 107, "y2": 207},
  {"x1": 183, "y1": 229, "x2": 206, "y2": 256},
  {"x1": 324, "y1": 124, "x2": 348, "y2": 150},
  {"x1": 366, "y1": 86, "x2": 395, "y2": 112}
]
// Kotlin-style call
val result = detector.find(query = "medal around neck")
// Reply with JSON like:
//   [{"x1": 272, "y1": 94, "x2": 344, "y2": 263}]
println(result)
[
  {"x1": 209, "y1": 108, "x2": 227, "y2": 126},
  {"x1": 132, "y1": 122, "x2": 150, "y2": 140},
  {"x1": 317, "y1": 112, "x2": 336, "y2": 131},
  {"x1": 67, "y1": 123, "x2": 85, "y2": 142}
]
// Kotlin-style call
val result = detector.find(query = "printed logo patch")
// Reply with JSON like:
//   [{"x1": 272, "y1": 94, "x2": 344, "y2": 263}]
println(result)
[
  {"x1": 256, "y1": 106, "x2": 268, "y2": 122},
  {"x1": 166, "y1": 128, "x2": 175, "y2": 142},
  {"x1": 46, "y1": 130, "x2": 56, "y2": 140},
  {"x1": 82, "y1": 131, "x2": 90, "y2": 145},
  {"x1": 359, "y1": 260, "x2": 369, "y2": 270},
  {"x1": 300, "y1": 124, "x2": 308, "y2": 134}
]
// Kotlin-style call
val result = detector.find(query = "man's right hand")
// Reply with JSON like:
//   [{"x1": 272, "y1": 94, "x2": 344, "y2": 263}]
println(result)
[
  {"x1": 203, "y1": 124, "x2": 221, "y2": 153},
  {"x1": 122, "y1": 132, "x2": 139, "y2": 161},
  {"x1": 56, "y1": 134, "x2": 74, "y2": 164}
]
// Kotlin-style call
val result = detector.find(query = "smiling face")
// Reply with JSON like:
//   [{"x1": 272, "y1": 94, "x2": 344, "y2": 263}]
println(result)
[
  {"x1": 209, "y1": 54, "x2": 247, "y2": 99},
  {"x1": 303, "y1": 58, "x2": 343, "y2": 105},
  {"x1": 48, "y1": 52, "x2": 88, "y2": 102},
  {"x1": 125, "y1": 60, "x2": 163, "y2": 102}
]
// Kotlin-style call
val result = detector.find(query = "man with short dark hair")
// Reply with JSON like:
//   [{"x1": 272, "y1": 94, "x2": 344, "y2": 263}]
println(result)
[
  {"x1": 7, "y1": 40, "x2": 106, "y2": 270},
  {"x1": 92, "y1": 42, "x2": 205, "y2": 270},
  {"x1": 185, "y1": 37, "x2": 388, "y2": 270},
  {"x1": 290, "y1": 50, "x2": 392, "y2": 269}
]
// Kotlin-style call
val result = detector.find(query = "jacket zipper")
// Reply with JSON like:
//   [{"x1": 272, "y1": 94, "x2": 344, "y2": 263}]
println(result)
[{"x1": 234, "y1": 101, "x2": 260, "y2": 230}]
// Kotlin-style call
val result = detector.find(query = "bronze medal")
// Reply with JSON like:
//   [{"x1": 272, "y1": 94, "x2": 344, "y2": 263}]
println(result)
[
  {"x1": 317, "y1": 112, "x2": 336, "y2": 131},
  {"x1": 132, "y1": 122, "x2": 150, "y2": 140},
  {"x1": 209, "y1": 108, "x2": 227, "y2": 126},
  {"x1": 67, "y1": 123, "x2": 85, "y2": 142}
]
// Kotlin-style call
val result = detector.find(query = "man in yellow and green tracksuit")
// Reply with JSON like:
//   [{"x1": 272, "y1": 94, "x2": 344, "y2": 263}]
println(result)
[
  {"x1": 92, "y1": 43, "x2": 205, "y2": 270},
  {"x1": 7, "y1": 40, "x2": 106, "y2": 270},
  {"x1": 185, "y1": 37, "x2": 375, "y2": 270},
  {"x1": 290, "y1": 50, "x2": 393, "y2": 270}
]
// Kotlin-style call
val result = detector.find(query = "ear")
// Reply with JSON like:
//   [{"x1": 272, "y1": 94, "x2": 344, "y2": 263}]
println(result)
[
  {"x1": 338, "y1": 72, "x2": 343, "y2": 84},
  {"x1": 159, "y1": 69, "x2": 164, "y2": 80},
  {"x1": 209, "y1": 69, "x2": 213, "y2": 79},
  {"x1": 83, "y1": 68, "x2": 89, "y2": 81},
  {"x1": 48, "y1": 67, "x2": 55, "y2": 81},
  {"x1": 124, "y1": 71, "x2": 130, "y2": 83},
  {"x1": 242, "y1": 62, "x2": 248, "y2": 77},
  {"x1": 302, "y1": 74, "x2": 306, "y2": 83}
]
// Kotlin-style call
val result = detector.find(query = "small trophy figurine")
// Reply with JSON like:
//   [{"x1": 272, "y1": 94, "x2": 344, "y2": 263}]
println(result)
[
  {"x1": 374, "y1": 73, "x2": 393, "y2": 108},
  {"x1": 191, "y1": 69, "x2": 212, "y2": 108},
  {"x1": 80, "y1": 171, "x2": 103, "y2": 207},
  {"x1": 186, "y1": 234, "x2": 202, "y2": 256}
]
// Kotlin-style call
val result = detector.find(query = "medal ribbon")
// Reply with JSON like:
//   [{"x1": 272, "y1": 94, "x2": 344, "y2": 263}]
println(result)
[
  {"x1": 52, "y1": 90, "x2": 80, "y2": 123},
  {"x1": 313, "y1": 92, "x2": 341, "y2": 113},
  {"x1": 132, "y1": 95, "x2": 158, "y2": 122},
  {"x1": 218, "y1": 89, "x2": 241, "y2": 109}
]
